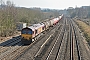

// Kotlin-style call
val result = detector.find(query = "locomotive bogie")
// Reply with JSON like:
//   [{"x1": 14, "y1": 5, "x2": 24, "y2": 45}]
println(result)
[{"x1": 21, "y1": 38, "x2": 32, "y2": 44}]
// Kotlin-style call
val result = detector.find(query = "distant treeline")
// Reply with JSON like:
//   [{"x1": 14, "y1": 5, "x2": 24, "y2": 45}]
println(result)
[
  {"x1": 65, "y1": 6, "x2": 90, "y2": 18},
  {"x1": 0, "y1": 0, "x2": 60, "y2": 37}
]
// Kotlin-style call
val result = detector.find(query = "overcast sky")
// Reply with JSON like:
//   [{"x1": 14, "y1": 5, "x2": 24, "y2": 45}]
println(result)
[{"x1": 4, "y1": 0, "x2": 90, "y2": 9}]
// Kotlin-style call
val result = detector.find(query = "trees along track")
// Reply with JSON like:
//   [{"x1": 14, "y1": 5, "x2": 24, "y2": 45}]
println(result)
[
  {"x1": 0, "y1": 17, "x2": 90, "y2": 60},
  {"x1": 17, "y1": 17, "x2": 90, "y2": 60},
  {"x1": 0, "y1": 19, "x2": 63, "y2": 60}
]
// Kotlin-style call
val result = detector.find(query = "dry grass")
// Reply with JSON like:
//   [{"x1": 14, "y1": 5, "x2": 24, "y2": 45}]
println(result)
[
  {"x1": 75, "y1": 20, "x2": 90, "y2": 44},
  {"x1": 76, "y1": 20, "x2": 90, "y2": 36}
]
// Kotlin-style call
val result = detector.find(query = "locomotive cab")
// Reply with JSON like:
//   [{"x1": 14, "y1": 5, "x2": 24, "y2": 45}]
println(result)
[{"x1": 21, "y1": 27, "x2": 33, "y2": 44}]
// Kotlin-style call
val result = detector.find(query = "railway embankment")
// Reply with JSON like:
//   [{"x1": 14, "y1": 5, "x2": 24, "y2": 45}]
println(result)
[
  {"x1": 74, "y1": 19, "x2": 90, "y2": 45},
  {"x1": 0, "y1": 31, "x2": 21, "y2": 43}
]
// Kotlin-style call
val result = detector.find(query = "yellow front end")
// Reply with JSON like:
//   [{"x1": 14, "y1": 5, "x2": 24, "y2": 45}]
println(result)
[
  {"x1": 21, "y1": 34, "x2": 32, "y2": 40},
  {"x1": 21, "y1": 34, "x2": 32, "y2": 44}
]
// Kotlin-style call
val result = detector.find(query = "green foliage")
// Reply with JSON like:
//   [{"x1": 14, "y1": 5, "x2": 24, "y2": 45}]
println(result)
[
  {"x1": 0, "y1": 1, "x2": 60, "y2": 37},
  {"x1": 67, "y1": 6, "x2": 90, "y2": 18},
  {"x1": 20, "y1": 17, "x2": 28, "y2": 23},
  {"x1": 0, "y1": 0, "x2": 17, "y2": 36},
  {"x1": 71, "y1": 12, "x2": 76, "y2": 18},
  {"x1": 87, "y1": 12, "x2": 90, "y2": 18}
]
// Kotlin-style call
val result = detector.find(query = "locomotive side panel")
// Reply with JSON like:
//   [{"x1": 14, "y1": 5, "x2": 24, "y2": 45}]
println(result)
[
  {"x1": 50, "y1": 19, "x2": 54, "y2": 26},
  {"x1": 21, "y1": 15, "x2": 63, "y2": 44}
]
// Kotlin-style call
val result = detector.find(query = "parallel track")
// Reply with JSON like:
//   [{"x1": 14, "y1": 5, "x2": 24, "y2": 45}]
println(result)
[
  {"x1": 0, "y1": 17, "x2": 90, "y2": 60},
  {"x1": 16, "y1": 19, "x2": 64, "y2": 60},
  {"x1": 0, "y1": 21, "x2": 61, "y2": 60}
]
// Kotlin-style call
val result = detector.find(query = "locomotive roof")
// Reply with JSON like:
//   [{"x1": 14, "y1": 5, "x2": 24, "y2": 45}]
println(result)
[{"x1": 23, "y1": 23, "x2": 45, "y2": 31}]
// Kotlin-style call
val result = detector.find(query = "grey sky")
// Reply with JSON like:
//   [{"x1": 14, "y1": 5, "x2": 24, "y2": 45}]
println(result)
[{"x1": 4, "y1": 0, "x2": 90, "y2": 9}]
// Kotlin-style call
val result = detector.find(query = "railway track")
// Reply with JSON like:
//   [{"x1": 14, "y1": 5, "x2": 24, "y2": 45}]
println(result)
[
  {"x1": 0, "y1": 36, "x2": 21, "y2": 46},
  {"x1": 34, "y1": 20, "x2": 65, "y2": 60},
  {"x1": 33, "y1": 18, "x2": 90, "y2": 60},
  {"x1": 0, "y1": 36, "x2": 21, "y2": 55},
  {"x1": 71, "y1": 19, "x2": 90, "y2": 60},
  {"x1": 0, "y1": 18, "x2": 63, "y2": 60},
  {"x1": 0, "y1": 17, "x2": 90, "y2": 60},
  {"x1": 39, "y1": 17, "x2": 66, "y2": 60},
  {"x1": 0, "y1": 36, "x2": 22, "y2": 60},
  {"x1": 0, "y1": 27, "x2": 57, "y2": 60},
  {"x1": 16, "y1": 19, "x2": 64, "y2": 60},
  {"x1": 69, "y1": 19, "x2": 81, "y2": 60},
  {"x1": 72, "y1": 20, "x2": 81, "y2": 60},
  {"x1": 65, "y1": 18, "x2": 90, "y2": 60}
]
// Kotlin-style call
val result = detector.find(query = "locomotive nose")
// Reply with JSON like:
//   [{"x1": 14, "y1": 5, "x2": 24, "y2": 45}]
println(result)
[{"x1": 21, "y1": 34, "x2": 32, "y2": 40}]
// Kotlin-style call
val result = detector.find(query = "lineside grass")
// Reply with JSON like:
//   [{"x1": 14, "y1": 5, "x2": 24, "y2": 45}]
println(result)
[{"x1": 75, "y1": 20, "x2": 90, "y2": 45}]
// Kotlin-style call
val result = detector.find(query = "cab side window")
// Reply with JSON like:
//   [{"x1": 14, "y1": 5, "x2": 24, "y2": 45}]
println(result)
[
  {"x1": 32, "y1": 31, "x2": 34, "y2": 34},
  {"x1": 35, "y1": 30, "x2": 37, "y2": 34},
  {"x1": 42, "y1": 27, "x2": 44, "y2": 30},
  {"x1": 21, "y1": 30, "x2": 26, "y2": 34}
]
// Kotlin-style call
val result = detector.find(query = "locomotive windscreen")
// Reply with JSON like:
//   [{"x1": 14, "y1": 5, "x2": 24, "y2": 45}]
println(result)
[{"x1": 21, "y1": 28, "x2": 32, "y2": 34}]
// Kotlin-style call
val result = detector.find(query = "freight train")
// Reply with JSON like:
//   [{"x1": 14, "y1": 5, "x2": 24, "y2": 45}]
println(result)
[{"x1": 21, "y1": 14, "x2": 63, "y2": 44}]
